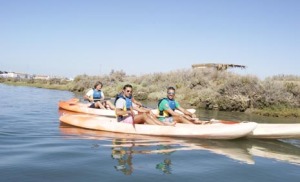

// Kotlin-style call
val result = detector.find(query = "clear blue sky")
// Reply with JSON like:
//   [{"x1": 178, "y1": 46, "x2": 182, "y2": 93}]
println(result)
[{"x1": 1, "y1": 0, "x2": 299, "y2": 78}]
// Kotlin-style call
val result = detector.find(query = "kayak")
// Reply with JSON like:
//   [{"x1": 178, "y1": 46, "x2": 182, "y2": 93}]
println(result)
[
  {"x1": 59, "y1": 114, "x2": 257, "y2": 140},
  {"x1": 211, "y1": 119, "x2": 300, "y2": 139},
  {"x1": 59, "y1": 99, "x2": 115, "y2": 117},
  {"x1": 59, "y1": 99, "x2": 300, "y2": 139},
  {"x1": 247, "y1": 123, "x2": 300, "y2": 139},
  {"x1": 58, "y1": 99, "x2": 196, "y2": 117}
]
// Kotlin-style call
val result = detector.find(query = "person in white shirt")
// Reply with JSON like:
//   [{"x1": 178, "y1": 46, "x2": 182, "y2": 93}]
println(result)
[{"x1": 84, "y1": 81, "x2": 115, "y2": 109}]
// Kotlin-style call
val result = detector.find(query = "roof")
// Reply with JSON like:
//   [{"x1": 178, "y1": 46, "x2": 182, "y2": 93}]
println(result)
[{"x1": 192, "y1": 63, "x2": 246, "y2": 70}]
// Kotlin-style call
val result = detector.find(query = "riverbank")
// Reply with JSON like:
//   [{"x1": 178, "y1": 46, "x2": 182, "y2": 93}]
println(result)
[
  {"x1": 1, "y1": 69, "x2": 299, "y2": 118},
  {"x1": 1, "y1": 79, "x2": 73, "y2": 91},
  {"x1": 247, "y1": 108, "x2": 300, "y2": 118}
]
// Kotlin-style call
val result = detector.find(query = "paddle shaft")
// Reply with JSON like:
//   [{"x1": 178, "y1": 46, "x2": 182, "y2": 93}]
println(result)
[{"x1": 89, "y1": 98, "x2": 112, "y2": 101}]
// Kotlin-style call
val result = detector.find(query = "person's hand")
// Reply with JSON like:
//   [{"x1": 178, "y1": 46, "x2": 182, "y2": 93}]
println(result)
[
  {"x1": 149, "y1": 111, "x2": 157, "y2": 117},
  {"x1": 191, "y1": 113, "x2": 196, "y2": 118},
  {"x1": 137, "y1": 102, "x2": 142, "y2": 107},
  {"x1": 185, "y1": 115, "x2": 192, "y2": 120},
  {"x1": 182, "y1": 115, "x2": 191, "y2": 120}
]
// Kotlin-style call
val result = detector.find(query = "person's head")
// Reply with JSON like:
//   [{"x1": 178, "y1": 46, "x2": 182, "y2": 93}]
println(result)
[
  {"x1": 122, "y1": 84, "x2": 133, "y2": 98},
  {"x1": 167, "y1": 86, "x2": 175, "y2": 99},
  {"x1": 94, "y1": 81, "x2": 103, "y2": 90}
]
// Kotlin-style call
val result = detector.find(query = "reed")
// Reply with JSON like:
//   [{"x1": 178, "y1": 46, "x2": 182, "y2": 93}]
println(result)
[{"x1": 2, "y1": 69, "x2": 299, "y2": 117}]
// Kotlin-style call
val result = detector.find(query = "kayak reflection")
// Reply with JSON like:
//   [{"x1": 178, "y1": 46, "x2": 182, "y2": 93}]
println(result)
[
  {"x1": 59, "y1": 122, "x2": 300, "y2": 176},
  {"x1": 59, "y1": 123, "x2": 254, "y2": 174},
  {"x1": 245, "y1": 139, "x2": 300, "y2": 166}
]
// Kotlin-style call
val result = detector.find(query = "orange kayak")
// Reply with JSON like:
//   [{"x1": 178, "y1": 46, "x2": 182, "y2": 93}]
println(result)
[
  {"x1": 58, "y1": 98, "x2": 196, "y2": 117},
  {"x1": 59, "y1": 99, "x2": 115, "y2": 117}
]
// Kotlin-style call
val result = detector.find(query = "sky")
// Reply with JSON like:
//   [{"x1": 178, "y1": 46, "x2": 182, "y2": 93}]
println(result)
[{"x1": 0, "y1": 0, "x2": 299, "y2": 79}]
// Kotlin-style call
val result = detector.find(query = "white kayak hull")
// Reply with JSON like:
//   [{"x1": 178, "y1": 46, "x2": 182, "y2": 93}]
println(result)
[
  {"x1": 247, "y1": 123, "x2": 300, "y2": 139},
  {"x1": 211, "y1": 119, "x2": 300, "y2": 139},
  {"x1": 59, "y1": 114, "x2": 257, "y2": 140}
]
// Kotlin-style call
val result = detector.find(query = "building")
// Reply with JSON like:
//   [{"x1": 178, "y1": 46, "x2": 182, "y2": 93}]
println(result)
[
  {"x1": 0, "y1": 72, "x2": 31, "y2": 79},
  {"x1": 192, "y1": 63, "x2": 246, "y2": 71},
  {"x1": 33, "y1": 74, "x2": 50, "y2": 80}
]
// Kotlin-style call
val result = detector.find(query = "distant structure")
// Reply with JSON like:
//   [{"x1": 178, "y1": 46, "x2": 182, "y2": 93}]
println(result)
[
  {"x1": 0, "y1": 71, "x2": 71, "y2": 81},
  {"x1": 192, "y1": 63, "x2": 246, "y2": 71}
]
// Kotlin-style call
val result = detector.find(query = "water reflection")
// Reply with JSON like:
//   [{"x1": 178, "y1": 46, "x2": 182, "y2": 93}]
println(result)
[
  {"x1": 105, "y1": 137, "x2": 177, "y2": 174},
  {"x1": 155, "y1": 146, "x2": 175, "y2": 174},
  {"x1": 246, "y1": 139, "x2": 300, "y2": 165},
  {"x1": 59, "y1": 123, "x2": 300, "y2": 175},
  {"x1": 109, "y1": 140, "x2": 174, "y2": 174},
  {"x1": 196, "y1": 107, "x2": 300, "y2": 124},
  {"x1": 111, "y1": 138, "x2": 134, "y2": 175}
]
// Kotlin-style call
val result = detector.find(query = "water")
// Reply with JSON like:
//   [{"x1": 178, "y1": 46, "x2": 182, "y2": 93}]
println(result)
[{"x1": 1, "y1": 83, "x2": 300, "y2": 181}]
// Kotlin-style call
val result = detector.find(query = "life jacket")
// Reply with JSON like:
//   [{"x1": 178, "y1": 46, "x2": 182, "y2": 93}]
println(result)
[
  {"x1": 114, "y1": 93, "x2": 132, "y2": 111},
  {"x1": 114, "y1": 93, "x2": 133, "y2": 122},
  {"x1": 158, "y1": 98, "x2": 176, "y2": 116},
  {"x1": 92, "y1": 89, "x2": 103, "y2": 101}
]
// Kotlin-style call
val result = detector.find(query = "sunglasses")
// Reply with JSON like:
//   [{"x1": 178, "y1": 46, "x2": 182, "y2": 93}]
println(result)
[
  {"x1": 125, "y1": 90, "x2": 132, "y2": 93},
  {"x1": 167, "y1": 92, "x2": 175, "y2": 95}
]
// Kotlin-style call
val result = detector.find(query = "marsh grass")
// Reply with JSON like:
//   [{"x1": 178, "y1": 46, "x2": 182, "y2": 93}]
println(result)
[
  {"x1": 249, "y1": 107, "x2": 300, "y2": 117},
  {"x1": 1, "y1": 79, "x2": 72, "y2": 90},
  {"x1": 2, "y1": 70, "x2": 299, "y2": 117}
]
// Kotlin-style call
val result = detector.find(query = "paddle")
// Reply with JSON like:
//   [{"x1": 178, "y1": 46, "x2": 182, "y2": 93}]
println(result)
[
  {"x1": 141, "y1": 105, "x2": 154, "y2": 109},
  {"x1": 66, "y1": 98, "x2": 79, "y2": 103},
  {"x1": 129, "y1": 108, "x2": 136, "y2": 129},
  {"x1": 92, "y1": 98, "x2": 112, "y2": 101},
  {"x1": 209, "y1": 119, "x2": 238, "y2": 124}
]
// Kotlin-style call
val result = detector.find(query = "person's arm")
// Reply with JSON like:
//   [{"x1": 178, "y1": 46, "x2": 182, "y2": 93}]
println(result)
[
  {"x1": 177, "y1": 106, "x2": 196, "y2": 118},
  {"x1": 84, "y1": 89, "x2": 93, "y2": 102},
  {"x1": 164, "y1": 108, "x2": 182, "y2": 117},
  {"x1": 133, "y1": 105, "x2": 150, "y2": 113},
  {"x1": 132, "y1": 97, "x2": 142, "y2": 107},
  {"x1": 115, "y1": 108, "x2": 131, "y2": 116},
  {"x1": 101, "y1": 92, "x2": 105, "y2": 100}
]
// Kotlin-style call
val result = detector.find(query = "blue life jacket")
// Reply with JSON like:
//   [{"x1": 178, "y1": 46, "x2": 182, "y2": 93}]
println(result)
[
  {"x1": 114, "y1": 93, "x2": 132, "y2": 110},
  {"x1": 158, "y1": 98, "x2": 176, "y2": 116},
  {"x1": 93, "y1": 89, "x2": 103, "y2": 101}
]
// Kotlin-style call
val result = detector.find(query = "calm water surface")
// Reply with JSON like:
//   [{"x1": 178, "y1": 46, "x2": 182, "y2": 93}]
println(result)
[{"x1": 1, "y1": 84, "x2": 300, "y2": 182}]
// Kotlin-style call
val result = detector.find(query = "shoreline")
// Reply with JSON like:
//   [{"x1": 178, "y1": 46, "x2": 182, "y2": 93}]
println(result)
[{"x1": 2, "y1": 81, "x2": 299, "y2": 118}]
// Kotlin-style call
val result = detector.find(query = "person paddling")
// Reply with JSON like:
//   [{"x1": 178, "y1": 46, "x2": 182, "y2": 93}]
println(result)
[
  {"x1": 115, "y1": 84, "x2": 171, "y2": 125},
  {"x1": 157, "y1": 86, "x2": 203, "y2": 124},
  {"x1": 84, "y1": 81, "x2": 115, "y2": 110}
]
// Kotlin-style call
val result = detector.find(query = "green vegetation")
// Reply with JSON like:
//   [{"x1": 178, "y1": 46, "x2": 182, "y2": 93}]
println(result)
[
  {"x1": 248, "y1": 107, "x2": 300, "y2": 118},
  {"x1": 0, "y1": 77, "x2": 73, "y2": 90},
  {"x1": 1, "y1": 69, "x2": 300, "y2": 118}
]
